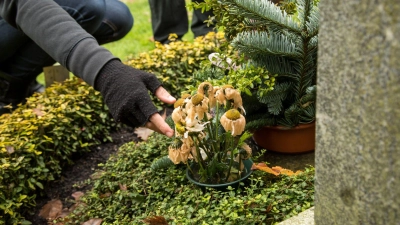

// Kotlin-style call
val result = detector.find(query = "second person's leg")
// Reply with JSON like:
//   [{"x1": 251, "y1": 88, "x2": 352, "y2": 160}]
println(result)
[
  {"x1": 191, "y1": 0, "x2": 215, "y2": 38},
  {"x1": 149, "y1": 0, "x2": 188, "y2": 44}
]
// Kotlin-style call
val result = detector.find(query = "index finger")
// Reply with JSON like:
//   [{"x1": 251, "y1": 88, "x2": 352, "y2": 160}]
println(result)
[{"x1": 154, "y1": 86, "x2": 176, "y2": 104}]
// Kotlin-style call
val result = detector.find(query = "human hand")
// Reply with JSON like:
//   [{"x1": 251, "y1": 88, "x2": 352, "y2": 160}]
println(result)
[
  {"x1": 144, "y1": 87, "x2": 175, "y2": 137},
  {"x1": 95, "y1": 59, "x2": 176, "y2": 137}
]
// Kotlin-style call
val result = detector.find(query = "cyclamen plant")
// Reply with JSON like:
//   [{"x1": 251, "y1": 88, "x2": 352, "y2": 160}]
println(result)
[{"x1": 169, "y1": 82, "x2": 252, "y2": 184}]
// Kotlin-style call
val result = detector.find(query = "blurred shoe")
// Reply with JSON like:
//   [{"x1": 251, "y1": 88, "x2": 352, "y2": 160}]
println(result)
[
  {"x1": 0, "y1": 71, "x2": 42, "y2": 116},
  {"x1": 28, "y1": 80, "x2": 45, "y2": 95}
]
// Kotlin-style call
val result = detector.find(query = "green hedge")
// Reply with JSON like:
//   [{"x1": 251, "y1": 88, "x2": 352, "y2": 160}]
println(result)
[{"x1": 0, "y1": 78, "x2": 116, "y2": 224}]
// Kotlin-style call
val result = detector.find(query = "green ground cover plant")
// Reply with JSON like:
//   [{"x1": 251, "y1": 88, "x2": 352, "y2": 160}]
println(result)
[
  {"x1": 0, "y1": 78, "x2": 116, "y2": 224},
  {"x1": 66, "y1": 133, "x2": 314, "y2": 225}
]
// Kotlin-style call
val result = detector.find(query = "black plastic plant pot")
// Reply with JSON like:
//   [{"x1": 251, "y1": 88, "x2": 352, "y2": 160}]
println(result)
[{"x1": 186, "y1": 159, "x2": 254, "y2": 192}]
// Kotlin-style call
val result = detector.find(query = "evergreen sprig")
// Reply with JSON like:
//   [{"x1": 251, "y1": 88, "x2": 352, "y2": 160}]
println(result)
[{"x1": 227, "y1": 0, "x2": 319, "y2": 128}]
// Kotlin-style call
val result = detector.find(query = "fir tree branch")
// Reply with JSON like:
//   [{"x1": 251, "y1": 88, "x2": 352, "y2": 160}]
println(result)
[
  {"x1": 221, "y1": 0, "x2": 302, "y2": 35},
  {"x1": 233, "y1": 31, "x2": 302, "y2": 59}
]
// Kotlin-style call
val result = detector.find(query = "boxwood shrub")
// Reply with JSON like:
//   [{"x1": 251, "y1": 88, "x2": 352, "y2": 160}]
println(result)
[{"x1": 0, "y1": 78, "x2": 116, "y2": 224}]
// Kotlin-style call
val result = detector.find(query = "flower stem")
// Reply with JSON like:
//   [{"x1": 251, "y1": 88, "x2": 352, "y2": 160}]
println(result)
[
  {"x1": 193, "y1": 136, "x2": 206, "y2": 172},
  {"x1": 186, "y1": 162, "x2": 195, "y2": 177},
  {"x1": 225, "y1": 150, "x2": 235, "y2": 183}
]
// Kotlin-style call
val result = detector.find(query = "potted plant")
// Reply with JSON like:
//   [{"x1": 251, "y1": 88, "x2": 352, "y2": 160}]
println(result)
[
  {"x1": 193, "y1": 0, "x2": 319, "y2": 153},
  {"x1": 152, "y1": 82, "x2": 253, "y2": 191}
]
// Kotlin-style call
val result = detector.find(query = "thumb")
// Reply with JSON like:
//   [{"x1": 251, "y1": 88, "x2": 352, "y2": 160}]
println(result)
[
  {"x1": 146, "y1": 113, "x2": 174, "y2": 137},
  {"x1": 154, "y1": 86, "x2": 176, "y2": 104}
]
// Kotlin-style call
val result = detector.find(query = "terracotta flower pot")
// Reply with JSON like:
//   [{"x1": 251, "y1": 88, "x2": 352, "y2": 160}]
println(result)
[{"x1": 253, "y1": 122, "x2": 315, "y2": 154}]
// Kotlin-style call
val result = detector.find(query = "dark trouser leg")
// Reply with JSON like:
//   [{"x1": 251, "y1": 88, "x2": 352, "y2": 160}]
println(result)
[
  {"x1": 0, "y1": 0, "x2": 133, "y2": 79},
  {"x1": 93, "y1": 0, "x2": 134, "y2": 45},
  {"x1": 0, "y1": 0, "x2": 133, "y2": 113},
  {"x1": 191, "y1": 0, "x2": 215, "y2": 38},
  {"x1": 148, "y1": 0, "x2": 188, "y2": 44}
]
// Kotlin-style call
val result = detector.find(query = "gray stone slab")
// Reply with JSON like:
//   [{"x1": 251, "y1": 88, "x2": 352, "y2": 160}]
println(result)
[
  {"x1": 278, "y1": 207, "x2": 315, "y2": 225},
  {"x1": 315, "y1": 0, "x2": 400, "y2": 224}
]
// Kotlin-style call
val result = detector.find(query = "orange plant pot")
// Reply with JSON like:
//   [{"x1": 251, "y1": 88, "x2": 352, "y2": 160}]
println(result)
[{"x1": 252, "y1": 122, "x2": 316, "y2": 154}]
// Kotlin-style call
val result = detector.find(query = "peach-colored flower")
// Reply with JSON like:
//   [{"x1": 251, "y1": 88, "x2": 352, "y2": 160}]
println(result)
[
  {"x1": 168, "y1": 142, "x2": 192, "y2": 164},
  {"x1": 168, "y1": 146, "x2": 185, "y2": 164},
  {"x1": 186, "y1": 93, "x2": 209, "y2": 124},
  {"x1": 220, "y1": 109, "x2": 246, "y2": 136},
  {"x1": 224, "y1": 87, "x2": 246, "y2": 114},
  {"x1": 171, "y1": 107, "x2": 186, "y2": 124},
  {"x1": 214, "y1": 87, "x2": 226, "y2": 106},
  {"x1": 197, "y1": 82, "x2": 216, "y2": 107}
]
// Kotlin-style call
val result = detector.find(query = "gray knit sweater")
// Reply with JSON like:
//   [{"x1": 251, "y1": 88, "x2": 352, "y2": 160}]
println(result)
[{"x1": 0, "y1": 0, "x2": 117, "y2": 86}]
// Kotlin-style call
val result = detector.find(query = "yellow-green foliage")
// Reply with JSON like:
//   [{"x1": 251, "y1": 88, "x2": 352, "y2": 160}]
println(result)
[
  {"x1": 0, "y1": 78, "x2": 116, "y2": 225},
  {"x1": 125, "y1": 31, "x2": 234, "y2": 105}
]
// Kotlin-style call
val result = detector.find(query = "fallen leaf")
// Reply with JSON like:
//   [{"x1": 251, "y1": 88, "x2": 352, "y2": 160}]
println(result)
[
  {"x1": 39, "y1": 199, "x2": 63, "y2": 219},
  {"x1": 143, "y1": 215, "x2": 168, "y2": 225},
  {"x1": 119, "y1": 183, "x2": 128, "y2": 191},
  {"x1": 72, "y1": 191, "x2": 84, "y2": 201},
  {"x1": 82, "y1": 218, "x2": 103, "y2": 225},
  {"x1": 265, "y1": 204, "x2": 273, "y2": 213},
  {"x1": 134, "y1": 127, "x2": 154, "y2": 141},
  {"x1": 251, "y1": 162, "x2": 267, "y2": 170},
  {"x1": 6, "y1": 146, "x2": 14, "y2": 154},
  {"x1": 33, "y1": 104, "x2": 45, "y2": 117},
  {"x1": 99, "y1": 192, "x2": 111, "y2": 199},
  {"x1": 251, "y1": 163, "x2": 302, "y2": 176}
]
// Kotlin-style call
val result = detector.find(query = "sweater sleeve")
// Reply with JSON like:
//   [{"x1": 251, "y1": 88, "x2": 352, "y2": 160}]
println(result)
[{"x1": 0, "y1": 0, "x2": 117, "y2": 86}]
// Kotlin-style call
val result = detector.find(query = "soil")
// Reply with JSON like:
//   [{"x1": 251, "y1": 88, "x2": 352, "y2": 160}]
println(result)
[
  {"x1": 23, "y1": 127, "x2": 315, "y2": 225},
  {"x1": 23, "y1": 126, "x2": 140, "y2": 225}
]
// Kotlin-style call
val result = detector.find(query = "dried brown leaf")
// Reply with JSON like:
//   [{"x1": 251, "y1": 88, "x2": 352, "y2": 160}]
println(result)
[
  {"x1": 143, "y1": 215, "x2": 168, "y2": 225},
  {"x1": 39, "y1": 199, "x2": 63, "y2": 219},
  {"x1": 134, "y1": 127, "x2": 154, "y2": 141},
  {"x1": 99, "y1": 192, "x2": 111, "y2": 199},
  {"x1": 6, "y1": 146, "x2": 14, "y2": 154},
  {"x1": 81, "y1": 218, "x2": 103, "y2": 225},
  {"x1": 119, "y1": 183, "x2": 128, "y2": 191},
  {"x1": 251, "y1": 163, "x2": 302, "y2": 176},
  {"x1": 33, "y1": 105, "x2": 45, "y2": 117},
  {"x1": 71, "y1": 191, "x2": 84, "y2": 201}
]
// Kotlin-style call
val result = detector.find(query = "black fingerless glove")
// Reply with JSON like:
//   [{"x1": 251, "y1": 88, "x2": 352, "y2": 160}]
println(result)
[{"x1": 94, "y1": 59, "x2": 162, "y2": 127}]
